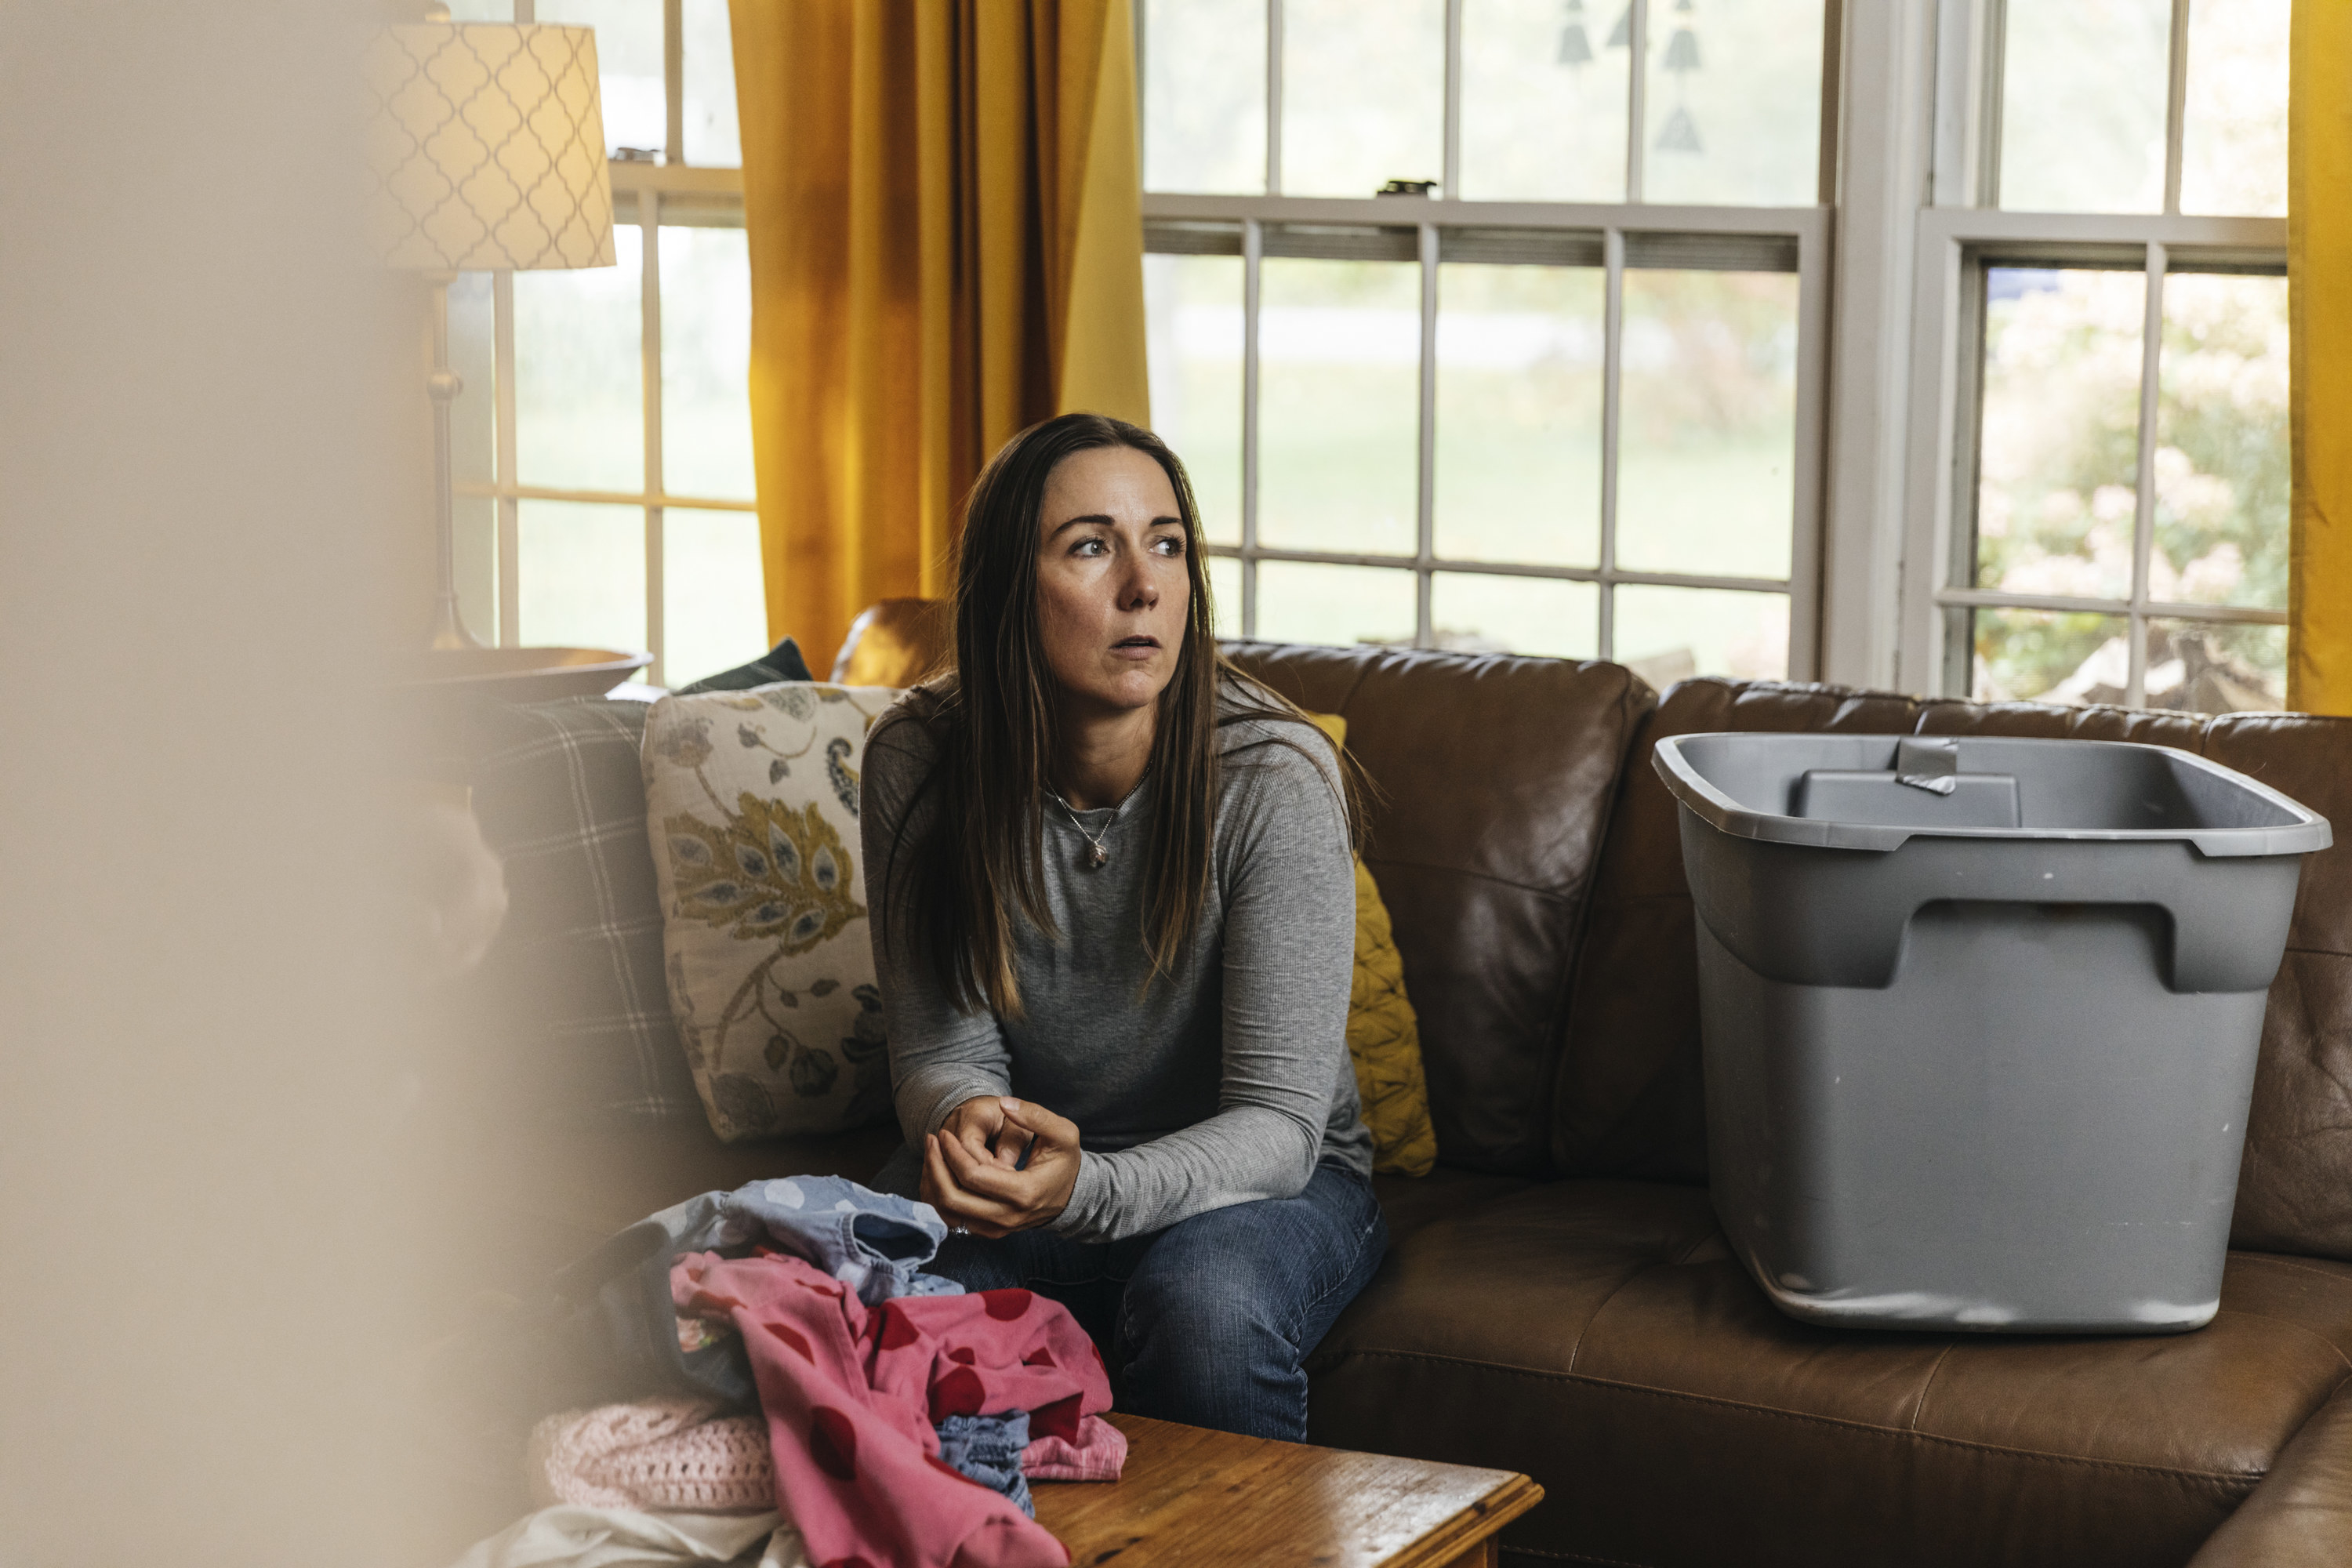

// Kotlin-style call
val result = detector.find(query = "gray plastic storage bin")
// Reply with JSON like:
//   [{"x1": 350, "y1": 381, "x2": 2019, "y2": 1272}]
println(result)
[{"x1": 1653, "y1": 732, "x2": 2329, "y2": 1334}]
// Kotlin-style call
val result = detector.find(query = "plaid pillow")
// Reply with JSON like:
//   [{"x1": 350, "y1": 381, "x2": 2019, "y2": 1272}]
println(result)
[{"x1": 466, "y1": 695, "x2": 701, "y2": 1122}]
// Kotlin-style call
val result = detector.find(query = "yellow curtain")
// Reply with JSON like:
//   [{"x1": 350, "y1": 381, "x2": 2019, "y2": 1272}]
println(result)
[
  {"x1": 729, "y1": 0, "x2": 1150, "y2": 676},
  {"x1": 2291, "y1": 1, "x2": 2352, "y2": 713}
]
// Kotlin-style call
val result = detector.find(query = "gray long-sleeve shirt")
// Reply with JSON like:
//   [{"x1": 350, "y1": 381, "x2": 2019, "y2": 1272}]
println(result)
[{"x1": 859, "y1": 692, "x2": 1371, "y2": 1243}]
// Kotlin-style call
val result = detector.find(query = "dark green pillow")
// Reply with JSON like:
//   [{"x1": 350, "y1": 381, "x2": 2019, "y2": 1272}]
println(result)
[{"x1": 677, "y1": 637, "x2": 812, "y2": 694}]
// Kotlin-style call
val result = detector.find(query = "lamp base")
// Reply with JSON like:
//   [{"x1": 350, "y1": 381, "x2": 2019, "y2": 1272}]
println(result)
[
  {"x1": 426, "y1": 591, "x2": 488, "y2": 652},
  {"x1": 395, "y1": 646, "x2": 655, "y2": 704}
]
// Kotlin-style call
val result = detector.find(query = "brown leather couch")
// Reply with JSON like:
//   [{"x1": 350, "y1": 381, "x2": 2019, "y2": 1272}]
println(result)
[{"x1": 495, "y1": 640, "x2": 2352, "y2": 1567}]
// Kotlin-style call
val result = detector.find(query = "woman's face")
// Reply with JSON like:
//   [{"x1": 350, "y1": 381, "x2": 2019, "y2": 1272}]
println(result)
[{"x1": 1033, "y1": 444, "x2": 1190, "y2": 720}]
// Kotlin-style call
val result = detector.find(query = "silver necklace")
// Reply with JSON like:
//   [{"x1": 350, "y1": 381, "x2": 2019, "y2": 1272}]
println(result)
[{"x1": 1047, "y1": 784, "x2": 1135, "y2": 869}]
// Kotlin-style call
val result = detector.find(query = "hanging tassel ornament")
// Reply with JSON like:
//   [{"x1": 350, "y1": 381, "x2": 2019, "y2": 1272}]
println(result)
[
  {"x1": 1558, "y1": 0, "x2": 1593, "y2": 65},
  {"x1": 1656, "y1": 0, "x2": 1704, "y2": 155}
]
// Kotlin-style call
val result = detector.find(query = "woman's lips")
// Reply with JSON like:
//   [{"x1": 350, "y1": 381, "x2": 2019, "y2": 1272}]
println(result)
[{"x1": 1110, "y1": 636, "x2": 1161, "y2": 660}]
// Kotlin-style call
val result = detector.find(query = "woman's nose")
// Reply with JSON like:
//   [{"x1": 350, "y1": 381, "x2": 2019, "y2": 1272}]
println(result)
[{"x1": 1118, "y1": 559, "x2": 1158, "y2": 610}]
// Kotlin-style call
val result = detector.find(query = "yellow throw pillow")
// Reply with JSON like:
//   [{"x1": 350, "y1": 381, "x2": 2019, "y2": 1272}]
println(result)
[{"x1": 1307, "y1": 713, "x2": 1439, "y2": 1178}]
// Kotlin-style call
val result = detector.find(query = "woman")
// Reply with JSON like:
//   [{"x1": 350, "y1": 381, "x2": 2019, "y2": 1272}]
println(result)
[{"x1": 861, "y1": 412, "x2": 1385, "y2": 1443}]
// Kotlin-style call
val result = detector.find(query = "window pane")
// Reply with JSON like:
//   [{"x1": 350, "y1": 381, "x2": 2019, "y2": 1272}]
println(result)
[
  {"x1": 1615, "y1": 268, "x2": 1797, "y2": 580},
  {"x1": 1641, "y1": 0, "x2": 1825, "y2": 207},
  {"x1": 2154, "y1": 271, "x2": 2287, "y2": 612},
  {"x1": 1254, "y1": 561, "x2": 1416, "y2": 647},
  {"x1": 1969, "y1": 608, "x2": 2129, "y2": 703},
  {"x1": 1208, "y1": 555, "x2": 1243, "y2": 639},
  {"x1": 1145, "y1": 253, "x2": 1244, "y2": 546},
  {"x1": 1431, "y1": 573, "x2": 1598, "y2": 658},
  {"x1": 1458, "y1": 0, "x2": 1627, "y2": 201},
  {"x1": 1144, "y1": 0, "x2": 1265, "y2": 194},
  {"x1": 1282, "y1": 0, "x2": 1443, "y2": 196},
  {"x1": 519, "y1": 499, "x2": 646, "y2": 651},
  {"x1": 661, "y1": 226, "x2": 754, "y2": 502},
  {"x1": 537, "y1": 0, "x2": 666, "y2": 157},
  {"x1": 1436, "y1": 263, "x2": 1602, "y2": 567},
  {"x1": 663, "y1": 508, "x2": 767, "y2": 688},
  {"x1": 1999, "y1": 0, "x2": 2169, "y2": 214},
  {"x1": 1258, "y1": 258, "x2": 1420, "y2": 556},
  {"x1": 2146, "y1": 618, "x2": 2285, "y2": 712},
  {"x1": 517, "y1": 223, "x2": 643, "y2": 491},
  {"x1": 1614, "y1": 584, "x2": 1787, "y2": 680},
  {"x1": 682, "y1": 0, "x2": 741, "y2": 168},
  {"x1": 2180, "y1": 0, "x2": 2287, "y2": 217},
  {"x1": 1974, "y1": 267, "x2": 2146, "y2": 602}
]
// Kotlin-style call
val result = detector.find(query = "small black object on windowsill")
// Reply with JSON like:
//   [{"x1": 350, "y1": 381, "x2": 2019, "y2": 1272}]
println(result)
[{"x1": 1377, "y1": 179, "x2": 1439, "y2": 197}]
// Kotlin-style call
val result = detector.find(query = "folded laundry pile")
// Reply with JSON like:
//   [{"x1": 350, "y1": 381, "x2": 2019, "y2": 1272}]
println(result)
[{"x1": 445, "y1": 1176, "x2": 1126, "y2": 1568}]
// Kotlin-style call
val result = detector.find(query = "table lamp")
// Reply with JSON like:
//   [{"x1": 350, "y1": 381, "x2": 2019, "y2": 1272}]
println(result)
[{"x1": 367, "y1": 7, "x2": 646, "y2": 696}]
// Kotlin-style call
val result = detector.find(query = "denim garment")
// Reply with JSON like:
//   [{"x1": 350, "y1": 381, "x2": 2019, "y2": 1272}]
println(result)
[
  {"x1": 658, "y1": 1176, "x2": 964, "y2": 1307},
  {"x1": 924, "y1": 1163, "x2": 1388, "y2": 1442},
  {"x1": 935, "y1": 1411, "x2": 1034, "y2": 1517}
]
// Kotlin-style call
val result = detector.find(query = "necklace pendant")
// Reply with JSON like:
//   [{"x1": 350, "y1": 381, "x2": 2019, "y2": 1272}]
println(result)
[{"x1": 1086, "y1": 843, "x2": 1110, "y2": 869}]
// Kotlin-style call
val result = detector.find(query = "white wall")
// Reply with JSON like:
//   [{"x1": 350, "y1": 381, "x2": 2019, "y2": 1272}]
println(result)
[{"x1": 0, "y1": 3, "x2": 456, "y2": 1561}]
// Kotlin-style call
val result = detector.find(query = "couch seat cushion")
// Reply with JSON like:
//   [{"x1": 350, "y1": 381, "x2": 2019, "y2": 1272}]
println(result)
[
  {"x1": 1373, "y1": 1164, "x2": 1535, "y2": 1248},
  {"x1": 1306, "y1": 1180, "x2": 2352, "y2": 1568}
]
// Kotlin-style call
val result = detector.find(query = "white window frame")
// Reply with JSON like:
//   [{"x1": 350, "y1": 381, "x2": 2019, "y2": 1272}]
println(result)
[
  {"x1": 474, "y1": 0, "x2": 2292, "y2": 709},
  {"x1": 451, "y1": 0, "x2": 749, "y2": 688},
  {"x1": 1144, "y1": 0, "x2": 1837, "y2": 677},
  {"x1": 1890, "y1": 0, "x2": 2290, "y2": 704}
]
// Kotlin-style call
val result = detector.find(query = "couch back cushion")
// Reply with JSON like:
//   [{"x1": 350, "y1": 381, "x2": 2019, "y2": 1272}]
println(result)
[
  {"x1": 1552, "y1": 678, "x2": 2352, "y2": 1261},
  {"x1": 1222, "y1": 643, "x2": 1652, "y2": 1176}
]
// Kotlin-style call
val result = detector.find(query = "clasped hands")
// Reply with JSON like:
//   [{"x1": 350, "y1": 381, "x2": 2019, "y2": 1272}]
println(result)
[{"x1": 920, "y1": 1094, "x2": 1082, "y2": 1239}]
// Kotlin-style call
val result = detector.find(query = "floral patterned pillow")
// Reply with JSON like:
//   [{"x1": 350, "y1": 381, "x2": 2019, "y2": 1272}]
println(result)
[{"x1": 641, "y1": 682, "x2": 901, "y2": 1142}]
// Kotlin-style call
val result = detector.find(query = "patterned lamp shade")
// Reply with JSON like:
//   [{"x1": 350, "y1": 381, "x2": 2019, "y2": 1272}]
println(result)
[{"x1": 366, "y1": 22, "x2": 616, "y2": 271}]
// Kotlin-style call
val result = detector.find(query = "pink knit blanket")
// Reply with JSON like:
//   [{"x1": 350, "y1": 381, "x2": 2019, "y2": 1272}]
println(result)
[{"x1": 529, "y1": 1396, "x2": 773, "y2": 1512}]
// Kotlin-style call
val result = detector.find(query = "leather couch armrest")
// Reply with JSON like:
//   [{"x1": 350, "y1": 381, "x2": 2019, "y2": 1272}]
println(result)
[{"x1": 2189, "y1": 1377, "x2": 2352, "y2": 1568}]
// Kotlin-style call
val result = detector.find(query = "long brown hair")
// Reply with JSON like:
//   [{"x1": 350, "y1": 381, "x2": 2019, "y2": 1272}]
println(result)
[{"x1": 881, "y1": 412, "x2": 1361, "y2": 1018}]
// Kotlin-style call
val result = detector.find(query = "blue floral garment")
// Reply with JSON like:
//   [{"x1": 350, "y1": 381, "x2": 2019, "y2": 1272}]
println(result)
[
  {"x1": 936, "y1": 1411, "x2": 1033, "y2": 1517},
  {"x1": 654, "y1": 1175, "x2": 964, "y2": 1307}
]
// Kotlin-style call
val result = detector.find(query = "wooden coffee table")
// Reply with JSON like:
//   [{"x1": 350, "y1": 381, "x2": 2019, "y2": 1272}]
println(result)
[{"x1": 1031, "y1": 1414, "x2": 1543, "y2": 1566}]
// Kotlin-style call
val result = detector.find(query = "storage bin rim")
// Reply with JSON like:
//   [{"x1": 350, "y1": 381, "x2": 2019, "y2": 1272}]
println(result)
[{"x1": 1651, "y1": 732, "x2": 2332, "y2": 858}]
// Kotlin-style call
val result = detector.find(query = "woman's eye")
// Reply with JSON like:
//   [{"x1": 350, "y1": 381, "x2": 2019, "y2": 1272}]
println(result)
[
  {"x1": 1152, "y1": 535, "x2": 1185, "y2": 556},
  {"x1": 1074, "y1": 537, "x2": 1108, "y2": 556}
]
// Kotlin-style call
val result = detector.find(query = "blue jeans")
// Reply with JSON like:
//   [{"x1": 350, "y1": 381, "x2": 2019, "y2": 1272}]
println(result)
[{"x1": 925, "y1": 1163, "x2": 1388, "y2": 1442}]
